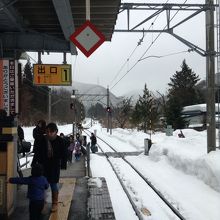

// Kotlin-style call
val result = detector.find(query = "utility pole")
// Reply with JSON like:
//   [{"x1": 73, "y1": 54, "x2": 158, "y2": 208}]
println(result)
[
  {"x1": 110, "y1": 111, "x2": 112, "y2": 135},
  {"x1": 107, "y1": 86, "x2": 110, "y2": 133},
  {"x1": 206, "y1": 0, "x2": 216, "y2": 153},
  {"x1": 90, "y1": 104, "x2": 93, "y2": 127},
  {"x1": 217, "y1": 0, "x2": 220, "y2": 148}
]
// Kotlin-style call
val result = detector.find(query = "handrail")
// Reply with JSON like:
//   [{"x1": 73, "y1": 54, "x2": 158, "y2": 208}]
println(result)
[{"x1": 18, "y1": 150, "x2": 34, "y2": 169}]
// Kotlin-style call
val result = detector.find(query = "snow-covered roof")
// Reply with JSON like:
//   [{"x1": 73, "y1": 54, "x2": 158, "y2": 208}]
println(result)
[{"x1": 182, "y1": 103, "x2": 220, "y2": 113}]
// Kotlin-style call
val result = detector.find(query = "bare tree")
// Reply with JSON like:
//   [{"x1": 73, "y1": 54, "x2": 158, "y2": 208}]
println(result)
[{"x1": 114, "y1": 97, "x2": 132, "y2": 128}]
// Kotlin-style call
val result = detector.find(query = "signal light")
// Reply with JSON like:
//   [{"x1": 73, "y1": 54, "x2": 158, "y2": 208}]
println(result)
[
  {"x1": 70, "y1": 103, "x2": 74, "y2": 110},
  {"x1": 106, "y1": 106, "x2": 111, "y2": 113}
]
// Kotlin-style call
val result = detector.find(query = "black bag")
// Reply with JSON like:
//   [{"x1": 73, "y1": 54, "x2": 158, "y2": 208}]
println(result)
[
  {"x1": 17, "y1": 141, "x2": 23, "y2": 154},
  {"x1": 22, "y1": 141, "x2": 31, "y2": 153},
  {"x1": 91, "y1": 145, "x2": 98, "y2": 153},
  {"x1": 17, "y1": 141, "x2": 31, "y2": 154}
]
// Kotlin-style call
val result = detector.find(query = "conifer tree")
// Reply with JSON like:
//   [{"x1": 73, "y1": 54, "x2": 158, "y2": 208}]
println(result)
[
  {"x1": 165, "y1": 60, "x2": 202, "y2": 129},
  {"x1": 87, "y1": 103, "x2": 105, "y2": 119},
  {"x1": 23, "y1": 58, "x2": 33, "y2": 85},
  {"x1": 168, "y1": 59, "x2": 201, "y2": 106},
  {"x1": 131, "y1": 84, "x2": 158, "y2": 133},
  {"x1": 20, "y1": 59, "x2": 49, "y2": 124}
]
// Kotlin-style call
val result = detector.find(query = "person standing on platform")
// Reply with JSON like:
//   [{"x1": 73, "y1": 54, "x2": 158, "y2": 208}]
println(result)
[
  {"x1": 8, "y1": 164, "x2": 49, "y2": 220},
  {"x1": 32, "y1": 122, "x2": 67, "y2": 212},
  {"x1": 74, "y1": 136, "x2": 82, "y2": 161},
  {"x1": 17, "y1": 124, "x2": 25, "y2": 156},
  {"x1": 90, "y1": 133, "x2": 97, "y2": 153},
  {"x1": 67, "y1": 135, "x2": 74, "y2": 163},
  {"x1": 60, "y1": 132, "x2": 70, "y2": 150},
  {"x1": 17, "y1": 125, "x2": 24, "y2": 142},
  {"x1": 59, "y1": 132, "x2": 70, "y2": 163},
  {"x1": 32, "y1": 120, "x2": 46, "y2": 153}
]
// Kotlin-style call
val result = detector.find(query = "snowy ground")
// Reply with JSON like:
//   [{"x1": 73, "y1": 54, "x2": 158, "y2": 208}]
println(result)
[{"x1": 22, "y1": 120, "x2": 220, "y2": 220}]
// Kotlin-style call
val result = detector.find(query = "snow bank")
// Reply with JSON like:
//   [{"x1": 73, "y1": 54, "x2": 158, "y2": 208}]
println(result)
[{"x1": 150, "y1": 129, "x2": 220, "y2": 192}]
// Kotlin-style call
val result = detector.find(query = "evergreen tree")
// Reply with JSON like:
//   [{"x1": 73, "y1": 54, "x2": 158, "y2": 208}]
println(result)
[
  {"x1": 19, "y1": 59, "x2": 34, "y2": 124},
  {"x1": 168, "y1": 59, "x2": 201, "y2": 106},
  {"x1": 131, "y1": 84, "x2": 158, "y2": 133},
  {"x1": 51, "y1": 88, "x2": 71, "y2": 123},
  {"x1": 87, "y1": 103, "x2": 105, "y2": 119},
  {"x1": 19, "y1": 85, "x2": 33, "y2": 125},
  {"x1": 19, "y1": 59, "x2": 49, "y2": 125},
  {"x1": 165, "y1": 60, "x2": 201, "y2": 129},
  {"x1": 23, "y1": 58, "x2": 33, "y2": 85},
  {"x1": 165, "y1": 96, "x2": 186, "y2": 129}
]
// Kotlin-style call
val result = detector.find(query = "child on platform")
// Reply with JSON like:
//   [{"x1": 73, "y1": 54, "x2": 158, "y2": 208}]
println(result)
[{"x1": 8, "y1": 163, "x2": 49, "y2": 220}]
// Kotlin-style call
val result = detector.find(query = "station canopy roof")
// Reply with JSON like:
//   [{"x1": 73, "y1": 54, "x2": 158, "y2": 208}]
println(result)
[{"x1": 0, "y1": 0, "x2": 121, "y2": 58}]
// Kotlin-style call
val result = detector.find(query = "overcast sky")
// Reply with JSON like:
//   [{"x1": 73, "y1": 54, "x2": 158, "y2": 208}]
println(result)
[{"x1": 29, "y1": 0, "x2": 210, "y2": 97}]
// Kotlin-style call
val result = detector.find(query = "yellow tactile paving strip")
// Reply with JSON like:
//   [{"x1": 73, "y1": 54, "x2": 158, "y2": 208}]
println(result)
[{"x1": 49, "y1": 178, "x2": 76, "y2": 220}]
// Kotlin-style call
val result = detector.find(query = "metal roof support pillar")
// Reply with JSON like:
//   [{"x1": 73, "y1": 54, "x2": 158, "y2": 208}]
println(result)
[
  {"x1": 206, "y1": 0, "x2": 216, "y2": 153},
  {"x1": 107, "y1": 86, "x2": 110, "y2": 133},
  {"x1": 37, "y1": 52, "x2": 42, "y2": 64},
  {"x1": 63, "y1": 52, "x2": 67, "y2": 64},
  {"x1": 86, "y1": 0, "x2": 90, "y2": 20}
]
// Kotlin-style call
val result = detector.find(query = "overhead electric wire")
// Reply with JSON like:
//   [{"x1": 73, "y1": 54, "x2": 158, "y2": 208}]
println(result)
[
  {"x1": 138, "y1": 49, "x2": 193, "y2": 61},
  {"x1": 109, "y1": 0, "x2": 170, "y2": 87},
  {"x1": 110, "y1": 0, "x2": 189, "y2": 91},
  {"x1": 109, "y1": 46, "x2": 138, "y2": 86}
]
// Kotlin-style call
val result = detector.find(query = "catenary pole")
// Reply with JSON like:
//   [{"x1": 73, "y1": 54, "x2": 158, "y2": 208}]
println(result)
[
  {"x1": 206, "y1": 0, "x2": 216, "y2": 153},
  {"x1": 107, "y1": 86, "x2": 110, "y2": 133}
]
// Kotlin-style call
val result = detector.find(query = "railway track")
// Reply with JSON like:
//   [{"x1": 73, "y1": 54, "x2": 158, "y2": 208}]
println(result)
[{"x1": 83, "y1": 129, "x2": 186, "y2": 220}]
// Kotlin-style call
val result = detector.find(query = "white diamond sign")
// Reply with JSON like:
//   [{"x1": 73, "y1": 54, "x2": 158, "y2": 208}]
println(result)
[{"x1": 70, "y1": 20, "x2": 105, "y2": 57}]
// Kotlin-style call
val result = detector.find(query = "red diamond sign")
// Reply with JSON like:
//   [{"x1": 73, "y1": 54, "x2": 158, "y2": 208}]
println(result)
[{"x1": 70, "y1": 20, "x2": 106, "y2": 57}]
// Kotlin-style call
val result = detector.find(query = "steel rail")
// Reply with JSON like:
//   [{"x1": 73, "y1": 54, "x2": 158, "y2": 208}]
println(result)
[
  {"x1": 83, "y1": 129, "x2": 186, "y2": 220},
  {"x1": 83, "y1": 129, "x2": 144, "y2": 220}
]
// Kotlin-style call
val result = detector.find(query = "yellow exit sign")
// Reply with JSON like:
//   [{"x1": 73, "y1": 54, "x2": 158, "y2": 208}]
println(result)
[{"x1": 33, "y1": 64, "x2": 72, "y2": 86}]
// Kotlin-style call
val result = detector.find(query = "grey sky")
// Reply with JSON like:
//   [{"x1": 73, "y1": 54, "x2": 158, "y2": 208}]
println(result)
[{"x1": 29, "y1": 0, "x2": 208, "y2": 97}]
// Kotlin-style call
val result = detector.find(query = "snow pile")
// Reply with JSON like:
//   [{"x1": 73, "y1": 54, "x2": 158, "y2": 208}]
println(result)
[
  {"x1": 88, "y1": 177, "x2": 103, "y2": 188},
  {"x1": 21, "y1": 121, "x2": 220, "y2": 219},
  {"x1": 149, "y1": 129, "x2": 220, "y2": 192}
]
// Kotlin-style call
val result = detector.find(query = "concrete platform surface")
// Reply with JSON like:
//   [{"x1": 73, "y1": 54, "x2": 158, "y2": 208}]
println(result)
[{"x1": 6, "y1": 155, "x2": 116, "y2": 220}]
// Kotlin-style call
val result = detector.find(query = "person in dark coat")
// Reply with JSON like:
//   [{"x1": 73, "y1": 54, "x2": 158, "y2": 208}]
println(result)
[
  {"x1": 17, "y1": 125, "x2": 24, "y2": 141},
  {"x1": 9, "y1": 164, "x2": 49, "y2": 220},
  {"x1": 31, "y1": 122, "x2": 67, "y2": 212},
  {"x1": 17, "y1": 125, "x2": 25, "y2": 156},
  {"x1": 60, "y1": 133, "x2": 70, "y2": 162},
  {"x1": 90, "y1": 133, "x2": 97, "y2": 153},
  {"x1": 32, "y1": 120, "x2": 46, "y2": 153}
]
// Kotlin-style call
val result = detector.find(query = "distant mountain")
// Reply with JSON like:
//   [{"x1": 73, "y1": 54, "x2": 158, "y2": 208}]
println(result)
[
  {"x1": 57, "y1": 82, "x2": 167, "y2": 109},
  {"x1": 59, "y1": 81, "x2": 166, "y2": 108},
  {"x1": 122, "y1": 89, "x2": 142, "y2": 104},
  {"x1": 60, "y1": 81, "x2": 123, "y2": 108}
]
